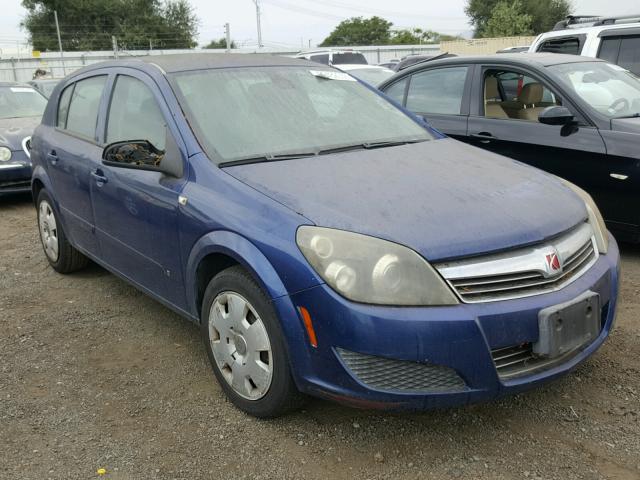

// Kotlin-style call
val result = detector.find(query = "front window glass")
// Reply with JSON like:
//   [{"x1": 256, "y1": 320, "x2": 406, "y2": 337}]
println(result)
[
  {"x1": 309, "y1": 54, "x2": 329, "y2": 65},
  {"x1": 0, "y1": 86, "x2": 47, "y2": 119},
  {"x1": 171, "y1": 67, "x2": 431, "y2": 163},
  {"x1": 618, "y1": 36, "x2": 640, "y2": 76},
  {"x1": 106, "y1": 75, "x2": 166, "y2": 150},
  {"x1": 549, "y1": 62, "x2": 640, "y2": 118}
]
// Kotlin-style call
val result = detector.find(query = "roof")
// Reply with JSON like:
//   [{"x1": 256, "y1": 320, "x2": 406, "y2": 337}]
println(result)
[
  {"x1": 539, "y1": 21, "x2": 640, "y2": 38},
  {"x1": 75, "y1": 53, "x2": 322, "y2": 76},
  {"x1": 402, "y1": 52, "x2": 604, "y2": 72}
]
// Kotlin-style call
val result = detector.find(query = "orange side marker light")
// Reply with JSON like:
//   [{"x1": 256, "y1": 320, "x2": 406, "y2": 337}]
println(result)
[{"x1": 298, "y1": 306, "x2": 318, "y2": 348}]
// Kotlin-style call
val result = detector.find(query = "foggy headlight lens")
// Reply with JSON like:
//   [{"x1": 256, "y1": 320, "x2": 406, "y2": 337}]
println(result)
[
  {"x1": 560, "y1": 179, "x2": 609, "y2": 254},
  {"x1": 296, "y1": 226, "x2": 458, "y2": 306},
  {"x1": 0, "y1": 147, "x2": 11, "y2": 162}
]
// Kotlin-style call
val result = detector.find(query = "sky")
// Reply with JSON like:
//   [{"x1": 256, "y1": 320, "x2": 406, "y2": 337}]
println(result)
[{"x1": 0, "y1": 0, "x2": 638, "y2": 53}]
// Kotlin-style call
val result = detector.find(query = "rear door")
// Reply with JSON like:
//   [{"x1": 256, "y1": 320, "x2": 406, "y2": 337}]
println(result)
[
  {"x1": 44, "y1": 73, "x2": 109, "y2": 255},
  {"x1": 89, "y1": 69, "x2": 188, "y2": 306},
  {"x1": 384, "y1": 65, "x2": 472, "y2": 139}
]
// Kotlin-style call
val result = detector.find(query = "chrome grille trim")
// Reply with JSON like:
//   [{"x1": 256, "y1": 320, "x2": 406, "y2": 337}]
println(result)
[
  {"x1": 435, "y1": 223, "x2": 598, "y2": 303},
  {"x1": 337, "y1": 348, "x2": 466, "y2": 393}
]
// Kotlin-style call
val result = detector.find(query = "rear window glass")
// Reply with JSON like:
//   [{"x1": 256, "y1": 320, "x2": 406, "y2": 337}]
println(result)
[
  {"x1": 537, "y1": 36, "x2": 584, "y2": 55},
  {"x1": 309, "y1": 54, "x2": 329, "y2": 65},
  {"x1": 406, "y1": 67, "x2": 468, "y2": 115},
  {"x1": 332, "y1": 53, "x2": 367, "y2": 65},
  {"x1": 65, "y1": 76, "x2": 107, "y2": 139}
]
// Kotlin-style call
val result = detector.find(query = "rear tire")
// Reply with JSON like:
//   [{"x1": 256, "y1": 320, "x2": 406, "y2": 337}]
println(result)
[
  {"x1": 37, "y1": 189, "x2": 89, "y2": 273},
  {"x1": 201, "y1": 265, "x2": 306, "y2": 417}
]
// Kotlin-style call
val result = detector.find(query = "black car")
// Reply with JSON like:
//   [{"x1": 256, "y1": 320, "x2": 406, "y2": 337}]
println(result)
[
  {"x1": 0, "y1": 82, "x2": 48, "y2": 195},
  {"x1": 379, "y1": 53, "x2": 640, "y2": 242}
]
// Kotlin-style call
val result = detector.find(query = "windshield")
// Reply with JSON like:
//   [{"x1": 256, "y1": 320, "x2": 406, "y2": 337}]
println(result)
[
  {"x1": 347, "y1": 67, "x2": 395, "y2": 86},
  {"x1": 549, "y1": 62, "x2": 640, "y2": 118},
  {"x1": 0, "y1": 86, "x2": 47, "y2": 119},
  {"x1": 171, "y1": 66, "x2": 432, "y2": 163}
]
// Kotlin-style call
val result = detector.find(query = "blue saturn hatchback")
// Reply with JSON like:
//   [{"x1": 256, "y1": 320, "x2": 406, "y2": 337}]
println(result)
[{"x1": 31, "y1": 54, "x2": 619, "y2": 417}]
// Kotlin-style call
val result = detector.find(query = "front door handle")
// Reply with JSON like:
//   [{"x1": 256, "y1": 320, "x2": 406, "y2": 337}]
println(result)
[
  {"x1": 91, "y1": 169, "x2": 108, "y2": 185},
  {"x1": 470, "y1": 132, "x2": 497, "y2": 144},
  {"x1": 47, "y1": 151, "x2": 58, "y2": 165}
]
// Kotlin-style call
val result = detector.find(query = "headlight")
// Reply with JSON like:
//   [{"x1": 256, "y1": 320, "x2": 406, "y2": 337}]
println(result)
[
  {"x1": 0, "y1": 146, "x2": 11, "y2": 162},
  {"x1": 296, "y1": 226, "x2": 458, "y2": 306},
  {"x1": 560, "y1": 179, "x2": 608, "y2": 254}
]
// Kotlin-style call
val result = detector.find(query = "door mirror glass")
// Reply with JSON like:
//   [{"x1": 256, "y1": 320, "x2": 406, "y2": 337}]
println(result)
[
  {"x1": 538, "y1": 106, "x2": 575, "y2": 126},
  {"x1": 103, "y1": 140, "x2": 164, "y2": 169},
  {"x1": 102, "y1": 128, "x2": 184, "y2": 177}
]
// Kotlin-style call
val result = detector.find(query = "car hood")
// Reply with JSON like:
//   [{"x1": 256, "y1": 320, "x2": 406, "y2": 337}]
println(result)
[
  {"x1": 610, "y1": 116, "x2": 640, "y2": 134},
  {"x1": 0, "y1": 116, "x2": 40, "y2": 151},
  {"x1": 226, "y1": 138, "x2": 587, "y2": 261}
]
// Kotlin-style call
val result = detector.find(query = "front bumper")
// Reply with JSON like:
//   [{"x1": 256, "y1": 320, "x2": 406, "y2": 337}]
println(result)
[
  {"x1": 274, "y1": 235, "x2": 620, "y2": 410},
  {"x1": 0, "y1": 150, "x2": 32, "y2": 195}
]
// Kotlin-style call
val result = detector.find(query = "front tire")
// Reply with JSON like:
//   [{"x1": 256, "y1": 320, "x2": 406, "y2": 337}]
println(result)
[
  {"x1": 37, "y1": 190, "x2": 89, "y2": 273},
  {"x1": 201, "y1": 266, "x2": 305, "y2": 417}
]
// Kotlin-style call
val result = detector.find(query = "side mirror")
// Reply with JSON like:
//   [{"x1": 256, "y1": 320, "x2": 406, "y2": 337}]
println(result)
[
  {"x1": 538, "y1": 106, "x2": 574, "y2": 126},
  {"x1": 102, "y1": 129, "x2": 183, "y2": 178}
]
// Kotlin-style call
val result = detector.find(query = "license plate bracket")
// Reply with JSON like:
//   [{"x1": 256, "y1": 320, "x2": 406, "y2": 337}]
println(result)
[{"x1": 534, "y1": 291, "x2": 600, "y2": 358}]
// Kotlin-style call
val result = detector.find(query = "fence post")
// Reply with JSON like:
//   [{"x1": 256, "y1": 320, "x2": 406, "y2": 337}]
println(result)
[
  {"x1": 377, "y1": 48, "x2": 380, "y2": 63},
  {"x1": 10, "y1": 58, "x2": 17, "y2": 81}
]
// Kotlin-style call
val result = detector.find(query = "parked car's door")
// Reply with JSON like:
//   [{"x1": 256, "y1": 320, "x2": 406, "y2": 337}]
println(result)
[
  {"x1": 383, "y1": 65, "x2": 472, "y2": 139},
  {"x1": 44, "y1": 74, "x2": 109, "y2": 255},
  {"x1": 465, "y1": 65, "x2": 617, "y2": 221},
  {"x1": 90, "y1": 71, "x2": 188, "y2": 306}
]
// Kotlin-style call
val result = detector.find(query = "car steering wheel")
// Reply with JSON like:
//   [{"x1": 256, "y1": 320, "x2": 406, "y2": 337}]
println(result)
[{"x1": 609, "y1": 97, "x2": 629, "y2": 113}]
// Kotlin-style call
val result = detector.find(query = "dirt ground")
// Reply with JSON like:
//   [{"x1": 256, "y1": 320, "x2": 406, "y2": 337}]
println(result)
[{"x1": 1, "y1": 193, "x2": 639, "y2": 480}]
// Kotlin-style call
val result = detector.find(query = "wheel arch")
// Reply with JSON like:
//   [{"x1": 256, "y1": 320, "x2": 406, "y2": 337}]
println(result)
[{"x1": 187, "y1": 230, "x2": 289, "y2": 321}]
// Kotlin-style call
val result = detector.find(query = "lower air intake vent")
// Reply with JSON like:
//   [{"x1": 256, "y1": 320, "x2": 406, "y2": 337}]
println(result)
[{"x1": 337, "y1": 348, "x2": 466, "y2": 392}]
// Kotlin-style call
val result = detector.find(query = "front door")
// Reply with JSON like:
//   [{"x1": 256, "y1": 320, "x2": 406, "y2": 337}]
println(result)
[
  {"x1": 466, "y1": 66, "x2": 608, "y2": 212},
  {"x1": 89, "y1": 71, "x2": 188, "y2": 307}
]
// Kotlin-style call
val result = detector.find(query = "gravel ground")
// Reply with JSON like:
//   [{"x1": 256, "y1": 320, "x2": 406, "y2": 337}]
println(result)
[{"x1": 1, "y1": 194, "x2": 639, "y2": 480}]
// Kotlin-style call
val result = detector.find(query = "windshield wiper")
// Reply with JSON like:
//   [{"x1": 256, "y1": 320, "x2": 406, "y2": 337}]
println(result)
[
  {"x1": 318, "y1": 139, "x2": 427, "y2": 155},
  {"x1": 219, "y1": 152, "x2": 317, "y2": 167}
]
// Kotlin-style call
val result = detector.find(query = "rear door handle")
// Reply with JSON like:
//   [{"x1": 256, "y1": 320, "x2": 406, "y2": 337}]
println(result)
[
  {"x1": 91, "y1": 169, "x2": 108, "y2": 185},
  {"x1": 47, "y1": 151, "x2": 58, "y2": 165},
  {"x1": 470, "y1": 132, "x2": 497, "y2": 144}
]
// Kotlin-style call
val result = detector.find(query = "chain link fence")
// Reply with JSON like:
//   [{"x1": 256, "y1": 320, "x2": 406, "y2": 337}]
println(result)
[{"x1": 0, "y1": 45, "x2": 441, "y2": 83}]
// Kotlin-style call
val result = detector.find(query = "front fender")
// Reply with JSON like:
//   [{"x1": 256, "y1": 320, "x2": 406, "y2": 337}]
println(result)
[{"x1": 185, "y1": 230, "x2": 289, "y2": 319}]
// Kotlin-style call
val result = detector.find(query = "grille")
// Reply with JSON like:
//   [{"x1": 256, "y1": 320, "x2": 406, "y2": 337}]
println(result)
[
  {"x1": 493, "y1": 302, "x2": 609, "y2": 380},
  {"x1": 337, "y1": 348, "x2": 466, "y2": 393},
  {"x1": 436, "y1": 223, "x2": 598, "y2": 303}
]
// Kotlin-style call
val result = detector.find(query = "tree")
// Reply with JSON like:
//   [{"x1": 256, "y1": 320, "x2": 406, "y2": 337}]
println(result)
[
  {"x1": 21, "y1": 0, "x2": 199, "y2": 51},
  {"x1": 465, "y1": 0, "x2": 571, "y2": 38},
  {"x1": 319, "y1": 16, "x2": 392, "y2": 46},
  {"x1": 484, "y1": 1, "x2": 533, "y2": 37},
  {"x1": 204, "y1": 38, "x2": 237, "y2": 49},
  {"x1": 390, "y1": 28, "x2": 462, "y2": 45}
]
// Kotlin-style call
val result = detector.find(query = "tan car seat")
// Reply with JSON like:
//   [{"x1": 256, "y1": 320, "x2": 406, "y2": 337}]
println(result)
[
  {"x1": 484, "y1": 76, "x2": 509, "y2": 119},
  {"x1": 517, "y1": 83, "x2": 546, "y2": 121}
]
